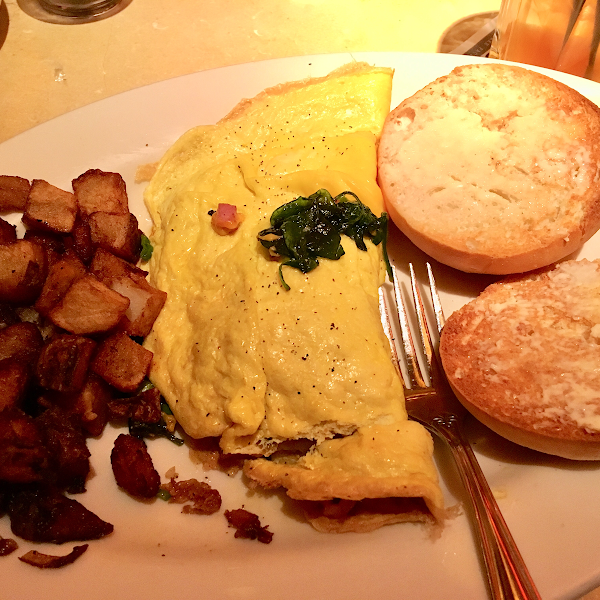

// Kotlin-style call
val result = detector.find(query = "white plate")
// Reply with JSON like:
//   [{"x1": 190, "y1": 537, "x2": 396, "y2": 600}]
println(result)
[{"x1": 2, "y1": 52, "x2": 600, "y2": 600}]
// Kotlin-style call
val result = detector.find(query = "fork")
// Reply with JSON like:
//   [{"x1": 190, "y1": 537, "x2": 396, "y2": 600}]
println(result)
[{"x1": 380, "y1": 263, "x2": 542, "y2": 600}]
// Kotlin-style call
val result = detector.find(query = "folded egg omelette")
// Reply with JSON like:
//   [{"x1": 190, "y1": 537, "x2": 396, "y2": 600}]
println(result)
[{"x1": 144, "y1": 63, "x2": 444, "y2": 529}]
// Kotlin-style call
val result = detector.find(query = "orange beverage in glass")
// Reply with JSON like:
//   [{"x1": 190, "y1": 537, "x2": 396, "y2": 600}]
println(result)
[{"x1": 490, "y1": 0, "x2": 600, "y2": 82}]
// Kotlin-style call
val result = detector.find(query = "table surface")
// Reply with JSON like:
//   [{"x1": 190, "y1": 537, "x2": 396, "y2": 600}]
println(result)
[{"x1": 1, "y1": 1, "x2": 599, "y2": 599}]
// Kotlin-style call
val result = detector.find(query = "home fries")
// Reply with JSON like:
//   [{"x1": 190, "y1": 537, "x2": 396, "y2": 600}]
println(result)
[{"x1": 143, "y1": 63, "x2": 444, "y2": 531}]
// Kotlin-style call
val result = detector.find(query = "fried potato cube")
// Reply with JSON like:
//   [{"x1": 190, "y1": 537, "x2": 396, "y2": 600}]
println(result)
[
  {"x1": 24, "y1": 230, "x2": 66, "y2": 266},
  {"x1": 0, "y1": 218, "x2": 17, "y2": 245},
  {"x1": 108, "y1": 276, "x2": 167, "y2": 337},
  {"x1": 9, "y1": 486, "x2": 113, "y2": 542},
  {"x1": 36, "y1": 335, "x2": 97, "y2": 393},
  {"x1": 0, "y1": 408, "x2": 49, "y2": 483},
  {"x1": 110, "y1": 433, "x2": 160, "y2": 498},
  {"x1": 0, "y1": 359, "x2": 31, "y2": 411},
  {"x1": 37, "y1": 373, "x2": 112, "y2": 438},
  {"x1": 89, "y1": 249, "x2": 164, "y2": 336},
  {"x1": 48, "y1": 274, "x2": 130, "y2": 334},
  {"x1": 36, "y1": 407, "x2": 91, "y2": 493},
  {"x1": 0, "y1": 321, "x2": 44, "y2": 365},
  {"x1": 0, "y1": 175, "x2": 30, "y2": 212},
  {"x1": 91, "y1": 331, "x2": 152, "y2": 392},
  {"x1": 34, "y1": 254, "x2": 87, "y2": 317},
  {"x1": 0, "y1": 240, "x2": 47, "y2": 304},
  {"x1": 73, "y1": 373, "x2": 111, "y2": 436},
  {"x1": 72, "y1": 169, "x2": 129, "y2": 216},
  {"x1": 64, "y1": 213, "x2": 93, "y2": 265},
  {"x1": 22, "y1": 179, "x2": 77, "y2": 234},
  {"x1": 89, "y1": 211, "x2": 141, "y2": 263},
  {"x1": 107, "y1": 386, "x2": 161, "y2": 423},
  {"x1": 90, "y1": 247, "x2": 147, "y2": 282}
]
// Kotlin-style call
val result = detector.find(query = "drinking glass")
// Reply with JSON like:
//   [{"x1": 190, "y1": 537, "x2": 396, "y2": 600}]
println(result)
[
  {"x1": 38, "y1": 0, "x2": 123, "y2": 17},
  {"x1": 490, "y1": 0, "x2": 600, "y2": 82}
]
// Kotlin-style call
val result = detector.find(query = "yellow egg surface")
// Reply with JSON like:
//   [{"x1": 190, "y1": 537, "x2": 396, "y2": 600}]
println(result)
[{"x1": 143, "y1": 64, "x2": 433, "y2": 473}]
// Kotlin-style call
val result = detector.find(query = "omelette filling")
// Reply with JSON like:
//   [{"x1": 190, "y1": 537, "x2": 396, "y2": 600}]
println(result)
[{"x1": 143, "y1": 63, "x2": 444, "y2": 529}]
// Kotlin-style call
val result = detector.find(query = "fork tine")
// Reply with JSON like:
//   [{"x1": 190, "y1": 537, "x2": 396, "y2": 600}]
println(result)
[
  {"x1": 392, "y1": 265, "x2": 427, "y2": 389},
  {"x1": 409, "y1": 263, "x2": 434, "y2": 382},
  {"x1": 426, "y1": 262, "x2": 445, "y2": 334},
  {"x1": 378, "y1": 288, "x2": 401, "y2": 375}
]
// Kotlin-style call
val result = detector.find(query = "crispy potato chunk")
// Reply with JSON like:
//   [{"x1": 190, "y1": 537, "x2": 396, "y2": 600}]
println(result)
[
  {"x1": 38, "y1": 373, "x2": 112, "y2": 438},
  {"x1": 90, "y1": 247, "x2": 147, "y2": 281},
  {"x1": 36, "y1": 335, "x2": 97, "y2": 393},
  {"x1": 0, "y1": 240, "x2": 47, "y2": 304},
  {"x1": 0, "y1": 409, "x2": 48, "y2": 483},
  {"x1": 107, "y1": 386, "x2": 161, "y2": 423},
  {"x1": 91, "y1": 331, "x2": 152, "y2": 392},
  {"x1": 0, "y1": 359, "x2": 30, "y2": 411},
  {"x1": 8, "y1": 486, "x2": 113, "y2": 543},
  {"x1": 36, "y1": 407, "x2": 91, "y2": 493},
  {"x1": 0, "y1": 218, "x2": 17, "y2": 245},
  {"x1": 108, "y1": 276, "x2": 167, "y2": 337},
  {"x1": 48, "y1": 274, "x2": 129, "y2": 334},
  {"x1": 24, "y1": 230, "x2": 66, "y2": 266},
  {"x1": 89, "y1": 249, "x2": 165, "y2": 336},
  {"x1": 22, "y1": 180, "x2": 77, "y2": 234},
  {"x1": 0, "y1": 321, "x2": 44, "y2": 365},
  {"x1": 65, "y1": 213, "x2": 93, "y2": 265},
  {"x1": 35, "y1": 254, "x2": 87, "y2": 317},
  {"x1": 110, "y1": 433, "x2": 160, "y2": 498},
  {"x1": 89, "y1": 211, "x2": 141, "y2": 263},
  {"x1": 0, "y1": 176, "x2": 30, "y2": 212},
  {"x1": 72, "y1": 169, "x2": 128, "y2": 216}
]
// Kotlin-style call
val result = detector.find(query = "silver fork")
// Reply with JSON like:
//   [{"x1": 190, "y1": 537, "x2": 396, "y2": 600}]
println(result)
[{"x1": 380, "y1": 263, "x2": 542, "y2": 600}]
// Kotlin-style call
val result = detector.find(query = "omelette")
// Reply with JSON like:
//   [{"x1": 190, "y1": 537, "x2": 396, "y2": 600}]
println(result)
[{"x1": 144, "y1": 63, "x2": 444, "y2": 528}]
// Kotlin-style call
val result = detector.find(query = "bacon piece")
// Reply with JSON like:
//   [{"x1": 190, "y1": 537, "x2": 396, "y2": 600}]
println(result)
[
  {"x1": 19, "y1": 544, "x2": 88, "y2": 568},
  {"x1": 8, "y1": 486, "x2": 113, "y2": 543},
  {"x1": 160, "y1": 478, "x2": 221, "y2": 515},
  {"x1": 211, "y1": 203, "x2": 242, "y2": 235},
  {"x1": 110, "y1": 433, "x2": 160, "y2": 498},
  {"x1": 224, "y1": 508, "x2": 273, "y2": 543}
]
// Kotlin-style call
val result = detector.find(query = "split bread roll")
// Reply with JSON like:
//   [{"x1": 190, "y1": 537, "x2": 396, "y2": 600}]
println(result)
[
  {"x1": 378, "y1": 63, "x2": 600, "y2": 274},
  {"x1": 440, "y1": 259, "x2": 600, "y2": 460}
]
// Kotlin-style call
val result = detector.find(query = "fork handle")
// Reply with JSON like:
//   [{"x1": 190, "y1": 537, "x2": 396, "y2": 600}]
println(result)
[{"x1": 443, "y1": 428, "x2": 542, "y2": 600}]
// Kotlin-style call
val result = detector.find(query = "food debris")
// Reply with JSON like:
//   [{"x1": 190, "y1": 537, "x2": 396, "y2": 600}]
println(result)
[
  {"x1": 160, "y1": 477, "x2": 222, "y2": 515},
  {"x1": 19, "y1": 544, "x2": 88, "y2": 568},
  {"x1": 224, "y1": 508, "x2": 273, "y2": 544},
  {"x1": 0, "y1": 536, "x2": 18, "y2": 556}
]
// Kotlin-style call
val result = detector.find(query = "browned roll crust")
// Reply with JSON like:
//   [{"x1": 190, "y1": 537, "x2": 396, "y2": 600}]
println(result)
[
  {"x1": 440, "y1": 259, "x2": 600, "y2": 460},
  {"x1": 378, "y1": 63, "x2": 600, "y2": 274}
]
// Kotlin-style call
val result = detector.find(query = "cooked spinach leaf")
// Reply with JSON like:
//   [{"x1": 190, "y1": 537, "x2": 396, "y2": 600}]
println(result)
[
  {"x1": 140, "y1": 233, "x2": 154, "y2": 262},
  {"x1": 129, "y1": 417, "x2": 184, "y2": 446},
  {"x1": 257, "y1": 189, "x2": 392, "y2": 289}
]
